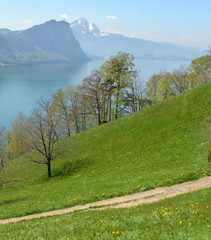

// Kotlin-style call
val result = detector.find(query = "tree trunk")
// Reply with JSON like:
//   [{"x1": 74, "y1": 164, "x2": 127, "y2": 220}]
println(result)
[
  {"x1": 115, "y1": 91, "x2": 120, "y2": 119},
  {"x1": 67, "y1": 127, "x2": 71, "y2": 137},
  {"x1": 109, "y1": 95, "x2": 112, "y2": 122},
  {"x1": 75, "y1": 115, "x2": 79, "y2": 133},
  {"x1": 97, "y1": 107, "x2": 101, "y2": 125},
  {"x1": 47, "y1": 162, "x2": 51, "y2": 178}
]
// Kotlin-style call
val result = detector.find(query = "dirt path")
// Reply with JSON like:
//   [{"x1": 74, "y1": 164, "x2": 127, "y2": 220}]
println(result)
[{"x1": 0, "y1": 176, "x2": 210, "y2": 225}]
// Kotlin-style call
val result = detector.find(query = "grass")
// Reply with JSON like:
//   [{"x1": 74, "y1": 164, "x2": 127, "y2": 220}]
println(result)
[
  {"x1": 0, "y1": 188, "x2": 210, "y2": 239},
  {"x1": 0, "y1": 83, "x2": 211, "y2": 220}
]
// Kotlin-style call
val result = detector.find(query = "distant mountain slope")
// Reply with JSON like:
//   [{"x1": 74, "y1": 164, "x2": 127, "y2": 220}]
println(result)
[
  {"x1": 0, "y1": 20, "x2": 89, "y2": 65},
  {"x1": 70, "y1": 18, "x2": 203, "y2": 60},
  {"x1": 0, "y1": 28, "x2": 12, "y2": 35}
]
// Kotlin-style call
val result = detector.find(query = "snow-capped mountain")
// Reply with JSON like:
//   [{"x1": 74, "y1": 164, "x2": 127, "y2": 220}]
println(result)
[
  {"x1": 70, "y1": 18, "x2": 202, "y2": 60},
  {"x1": 70, "y1": 18, "x2": 102, "y2": 39}
]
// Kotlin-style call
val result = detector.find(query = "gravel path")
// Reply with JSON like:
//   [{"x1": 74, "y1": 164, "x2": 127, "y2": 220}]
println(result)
[{"x1": 0, "y1": 176, "x2": 210, "y2": 225}]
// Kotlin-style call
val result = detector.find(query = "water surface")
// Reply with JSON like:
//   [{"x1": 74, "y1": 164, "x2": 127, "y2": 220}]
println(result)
[{"x1": 0, "y1": 59, "x2": 189, "y2": 128}]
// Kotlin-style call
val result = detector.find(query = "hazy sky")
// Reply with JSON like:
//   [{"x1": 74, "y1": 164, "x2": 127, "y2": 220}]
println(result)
[{"x1": 0, "y1": 0, "x2": 210, "y2": 49}]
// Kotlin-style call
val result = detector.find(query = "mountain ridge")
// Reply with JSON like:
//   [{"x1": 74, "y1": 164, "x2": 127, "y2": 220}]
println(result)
[
  {"x1": 0, "y1": 18, "x2": 204, "y2": 65},
  {"x1": 70, "y1": 18, "x2": 203, "y2": 60},
  {"x1": 0, "y1": 20, "x2": 89, "y2": 65}
]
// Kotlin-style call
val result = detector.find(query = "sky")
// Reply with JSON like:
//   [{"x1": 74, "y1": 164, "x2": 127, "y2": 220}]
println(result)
[{"x1": 0, "y1": 0, "x2": 210, "y2": 49}]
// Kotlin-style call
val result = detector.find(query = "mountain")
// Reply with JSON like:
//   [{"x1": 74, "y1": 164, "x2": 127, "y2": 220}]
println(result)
[
  {"x1": 0, "y1": 20, "x2": 89, "y2": 65},
  {"x1": 0, "y1": 28, "x2": 12, "y2": 35},
  {"x1": 70, "y1": 18, "x2": 203, "y2": 60},
  {"x1": 70, "y1": 18, "x2": 101, "y2": 39}
]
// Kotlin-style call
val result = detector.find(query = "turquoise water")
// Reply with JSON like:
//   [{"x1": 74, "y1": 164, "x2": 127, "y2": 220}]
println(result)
[{"x1": 0, "y1": 59, "x2": 189, "y2": 128}]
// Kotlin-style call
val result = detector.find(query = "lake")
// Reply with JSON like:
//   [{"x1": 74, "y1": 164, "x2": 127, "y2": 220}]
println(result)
[{"x1": 0, "y1": 59, "x2": 189, "y2": 129}]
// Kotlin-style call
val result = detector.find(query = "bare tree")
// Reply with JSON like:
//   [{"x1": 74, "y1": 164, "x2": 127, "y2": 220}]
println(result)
[
  {"x1": 172, "y1": 65, "x2": 191, "y2": 94},
  {"x1": 26, "y1": 99, "x2": 65, "y2": 177},
  {"x1": 0, "y1": 127, "x2": 6, "y2": 171},
  {"x1": 123, "y1": 78, "x2": 150, "y2": 113},
  {"x1": 65, "y1": 85, "x2": 83, "y2": 134},
  {"x1": 52, "y1": 89, "x2": 72, "y2": 137},
  {"x1": 82, "y1": 70, "x2": 108, "y2": 125}
]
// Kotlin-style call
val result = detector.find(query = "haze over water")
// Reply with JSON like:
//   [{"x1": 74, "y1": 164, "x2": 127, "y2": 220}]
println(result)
[{"x1": 0, "y1": 59, "x2": 189, "y2": 129}]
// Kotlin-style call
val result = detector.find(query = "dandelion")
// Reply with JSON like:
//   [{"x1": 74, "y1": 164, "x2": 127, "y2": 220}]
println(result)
[
  {"x1": 52, "y1": 219, "x2": 59, "y2": 222},
  {"x1": 163, "y1": 212, "x2": 173, "y2": 216},
  {"x1": 96, "y1": 220, "x2": 104, "y2": 223},
  {"x1": 179, "y1": 221, "x2": 183, "y2": 224},
  {"x1": 112, "y1": 231, "x2": 121, "y2": 235}
]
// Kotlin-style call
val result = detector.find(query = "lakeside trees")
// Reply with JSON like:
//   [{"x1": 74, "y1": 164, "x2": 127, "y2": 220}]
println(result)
[
  {"x1": 2, "y1": 51, "x2": 211, "y2": 177},
  {"x1": 145, "y1": 52, "x2": 211, "y2": 102},
  {"x1": 51, "y1": 52, "x2": 142, "y2": 134}
]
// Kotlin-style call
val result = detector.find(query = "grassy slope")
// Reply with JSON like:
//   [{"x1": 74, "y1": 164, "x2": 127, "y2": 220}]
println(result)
[
  {"x1": 0, "y1": 83, "x2": 211, "y2": 219},
  {"x1": 0, "y1": 188, "x2": 210, "y2": 239}
]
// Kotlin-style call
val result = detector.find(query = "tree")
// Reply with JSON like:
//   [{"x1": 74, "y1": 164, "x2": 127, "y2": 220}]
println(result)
[
  {"x1": 123, "y1": 78, "x2": 150, "y2": 113},
  {"x1": 78, "y1": 84, "x2": 93, "y2": 131},
  {"x1": 0, "y1": 127, "x2": 6, "y2": 171},
  {"x1": 64, "y1": 85, "x2": 83, "y2": 134},
  {"x1": 52, "y1": 89, "x2": 72, "y2": 137},
  {"x1": 26, "y1": 99, "x2": 64, "y2": 178},
  {"x1": 189, "y1": 55, "x2": 211, "y2": 85},
  {"x1": 82, "y1": 70, "x2": 108, "y2": 125},
  {"x1": 145, "y1": 73, "x2": 162, "y2": 104},
  {"x1": 101, "y1": 52, "x2": 137, "y2": 119},
  {"x1": 146, "y1": 72, "x2": 177, "y2": 102},
  {"x1": 171, "y1": 65, "x2": 191, "y2": 94},
  {"x1": 0, "y1": 127, "x2": 7, "y2": 186},
  {"x1": 205, "y1": 117, "x2": 211, "y2": 167},
  {"x1": 7, "y1": 113, "x2": 28, "y2": 158},
  {"x1": 156, "y1": 72, "x2": 176, "y2": 100}
]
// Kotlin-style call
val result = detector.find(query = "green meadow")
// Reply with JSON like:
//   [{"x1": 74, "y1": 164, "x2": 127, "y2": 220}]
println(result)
[
  {"x1": 0, "y1": 188, "x2": 210, "y2": 239},
  {"x1": 0, "y1": 83, "x2": 211, "y2": 221}
]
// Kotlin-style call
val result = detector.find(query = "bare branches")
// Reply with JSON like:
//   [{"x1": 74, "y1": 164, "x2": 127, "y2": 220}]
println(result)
[{"x1": 26, "y1": 99, "x2": 65, "y2": 177}]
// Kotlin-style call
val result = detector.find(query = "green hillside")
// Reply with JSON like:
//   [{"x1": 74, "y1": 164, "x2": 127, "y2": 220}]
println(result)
[{"x1": 0, "y1": 83, "x2": 211, "y2": 219}]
